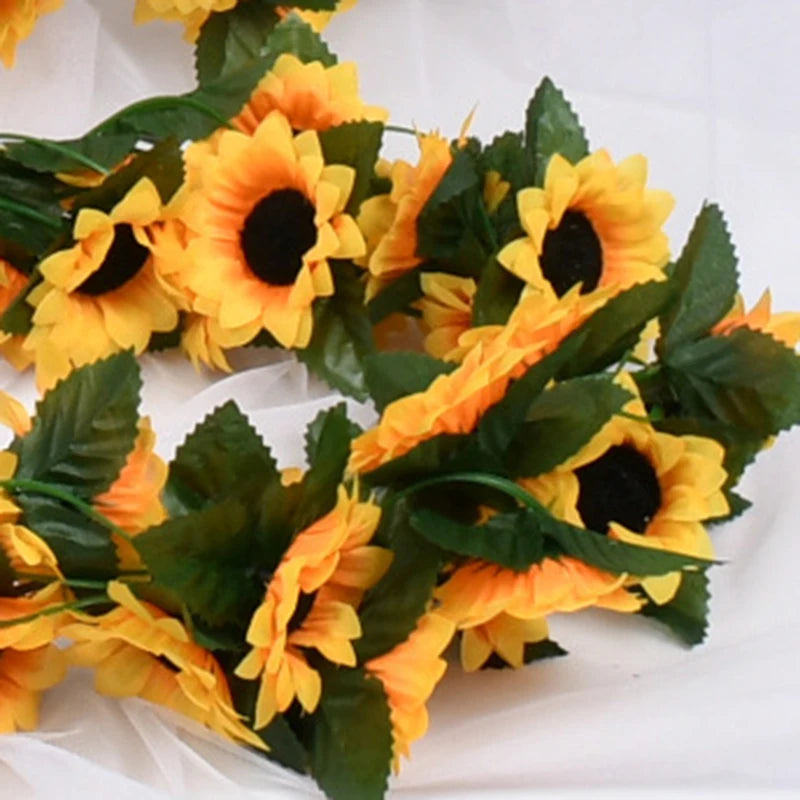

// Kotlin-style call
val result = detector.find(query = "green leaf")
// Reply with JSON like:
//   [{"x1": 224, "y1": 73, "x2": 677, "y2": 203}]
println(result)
[
  {"x1": 641, "y1": 569, "x2": 710, "y2": 645},
  {"x1": 195, "y1": 3, "x2": 280, "y2": 85},
  {"x1": 72, "y1": 139, "x2": 184, "y2": 213},
  {"x1": 363, "y1": 351, "x2": 454, "y2": 413},
  {"x1": 11, "y1": 352, "x2": 141, "y2": 499},
  {"x1": 258, "y1": 11, "x2": 337, "y2": 66},
  {"x1": 366, "y1": 269, "x2": 423, "y2": 324},
  {"x1": 229, "y1": 676, "x2": 309, "y2": 774},
  {"x1": 355, "y1": 499, "x2": 442, "y2": 662},
  {"x1": 410, "y1": 506, "x2": 544, "y2": 571},
  {"x1": 0, "y1": 269, "x2": 42, "y2": 335},
  {"x1": 3, "y1": 132, "x2": 138, "y2": 174},
  {"x1": 261, "y1": 0, "x2": 338, "y2": 8},
  {"x1": 16, "y1": 494, "x2": 117, "y2": 578},
  {"x1": 135, "y1": 500, "x2": 264, "y2": 628},
  {"x1": 481, "y1": 130, "x2": 533, "y2": 192},
  {"x1": 164, "y1": 400, "x2": 279, "y2": 516},
  {"x1": 664, "y1": 327, "x2": 800, "y2": 437},
  {"x1": 558, "y1": 279, "x2": 676, "y2": 379},
  {"x1": 296, "y1": 403, "x2": 359, "y2": 528},
  {"x1": 525, "y1": 77, "x2": 589, "y2": 185},
  {"x1": 472, "y1": 256, "x2": 523, "y2": 327},
  {"x1": 318, "y1": 122, "x2": 384, "y2": 215},
  {"x1": 659, "y1": 204, "x2": 738, "y2": 356},
  {"x1": 308, "y1": 665, "x2": 392, "y2": 800},
  {"x1": 297, "y1": 263, "x2": 375, "y2": 401},
  {"x1": 417, "y1": 148, "x2": 489, "y2": 262},
  {"x1": 508, "y1": 376, "x2": 631, "y2": 477}
]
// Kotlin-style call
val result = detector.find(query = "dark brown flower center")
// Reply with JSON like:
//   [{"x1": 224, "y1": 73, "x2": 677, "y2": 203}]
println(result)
[
  {"x1": 240, "y1": 189, "x2": 317, "y2": 286},
  {"x1": 575, "y1": 444, "x2": 661, "y2": 534},
  {"x1": 540, "y1": 210, "x2": 602, "y2": 297},
  {"x1": 77, "y1": 223, "x2": 150, "y2": 296}
]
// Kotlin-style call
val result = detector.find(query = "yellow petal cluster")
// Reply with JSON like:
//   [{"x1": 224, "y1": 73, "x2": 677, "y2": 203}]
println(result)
[{"x1": 712, "y1": 290, "x2": 800, "y2": 349}]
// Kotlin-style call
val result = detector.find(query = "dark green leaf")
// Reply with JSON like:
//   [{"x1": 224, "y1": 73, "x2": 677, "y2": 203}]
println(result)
[
  {"x1": 665, "y1": 327, "x2": 800, "y2": 437},
  {"x1": 410, "y1": 506, "x2": 544, "y2": 571},
  {"x1": 366, "y1": 269, "x2": 423, "y2": 324},
  {"x1": 363, "y1": 351, "x2": 454, "y2": 413},
  {"x1": 640, "y1": 569, "x2": 710, "y2": 645},
  {"x1": 0, "y1": 269, "x2": 42, "y2": 335},
  {"x1": 297, "y1": 403, "x2": 359, "y2": 528},
  {"x1": 297, "y1": 263, "x2": 375, "y2": 400},
  {"x1": 417, "y1": 148, "x2": 489, "y2": 262},
  {"x1": 480, "y1": 130, "x2": 532, "y2": 192},
  {"x1": 355, "y1": 499, "x2": 442, "y2": 661},
  {"x1": 319, "y1": 122, "x2": 384, "y2": 215},
  {"x1": 11, "y1": 352, "x2": 141, "y2": 498},
  {"x1": 195, "y1": 3, "x2": 280, "y2": 85},
  {"x1": 164, "y1": 400, "x2": 279, "y2": 516},
  {"x1": 525, "y1": 77, "x2": 589, "y2": 185},
  {"x1": 508, "y1": 376, "x2": 631, "y2": 477},
  {"x1": 260, "y1": 0, "x2": 337, "y2": 8},
  {"x1": 558, "y1": 279, "x2": 676, "y2": 379},
  {"x1": 308, "y1": 665, "x2": 392, "y2": 800},
  {"x1": 135, "y1": 500, "x2": 263, "y2": 628},
  {"x1": 472, "y1": 256, "x2": 523, "y2": 326},
  {"x1": 3, "y1": 132, "x2": 138, "y2": 174},
  {"x1": 659, "y1": 204, "x2": 738, "y2": 356},
  {"x1": 16, "y1": 494, "x2": 117, "y2": 577}
]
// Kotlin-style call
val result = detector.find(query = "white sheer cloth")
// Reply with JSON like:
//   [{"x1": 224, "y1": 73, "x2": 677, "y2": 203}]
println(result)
[{"x1": 0, "y1": 1, "x2": 799, "y2": 796}]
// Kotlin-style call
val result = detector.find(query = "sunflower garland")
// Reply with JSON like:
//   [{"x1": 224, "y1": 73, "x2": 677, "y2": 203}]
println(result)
[{"x1": 0, "y1": 6, "x2": 799, "y2": 800}]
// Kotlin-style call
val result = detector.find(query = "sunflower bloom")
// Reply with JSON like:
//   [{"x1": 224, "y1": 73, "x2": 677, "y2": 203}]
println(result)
[
  {"x1": 498, "y1": 150, "x2": 674, "y2": 302},
  {"x1": 133, "y1": 0, "x2": 235, "y2": 42},
  {"x1": 235, "y1": 485, "x2": 392, "y2": 730},
  {"x1": 180, "y1": 112, "x2": 365, "y2": 352},
  {"x1": 232, "y1": 53, "x2": 387, "y2": 136},
  {"x1": 357, "y1": 134, "x2": 452, "y2": 298},
  {"x1": 0, "y1": 0, "x2": 63, "y2": 69},
  {"x1": 712, "y1": 290, "x2": 800, "y2": 349},
  {"x1": 278, "y1": 0, "x2": 358, "y2": 33},
  {"x1": 418, "y1": 272, "x2": 477, "y2": 361},
  {"x1": 436, "y1": 558, "x2": 641, "y2": 671},
  {"x1": 61, "y1": 581, "x2": 263, "y2": 748},
  {"x1": 0, "y1": 583, "x2": 68, "y2": 731},
  {"x1": 349, "y1": 286, "x2": 607, "y2": 474},
  {"x1": 520, "y1": 373, "x2": 728, "y2": 605},
  {"x1": 366, "y1": 611, "x2": 454, "y2": 770},
  {"x1": 0, "y1": 259, "x2": 33, "y2": 371},
  {"x1": 23, "y1": 178, "x2": 181, "y2": 392}
]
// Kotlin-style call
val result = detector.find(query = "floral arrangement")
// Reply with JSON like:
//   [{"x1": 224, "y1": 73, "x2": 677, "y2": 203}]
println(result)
[{"x1": 0, "y1": 3, "x2": 799, "y2": 799}]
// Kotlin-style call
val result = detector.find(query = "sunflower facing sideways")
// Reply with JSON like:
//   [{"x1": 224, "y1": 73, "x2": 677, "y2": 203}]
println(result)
[
  {"x1": 179, "y1": 111, "x2": 365, "y2": 355},
  {"x1": 235, "y1": 484, "x2": 392, "y2": 730},
  {"x1": 498, "y1": 150, "x2": 674, "y2": 303},
  {"x1": 22, "y1": 177, "x2": 181, "y2": 392},
  {"x1": 520, "y1": 373, "x2": 729, "y2": 607}
]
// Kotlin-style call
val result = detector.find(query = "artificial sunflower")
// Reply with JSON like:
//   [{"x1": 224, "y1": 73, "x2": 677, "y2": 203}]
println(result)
[
  {"x1": 436, "y1": 558, "x2": 641, "y2": 671},
  {"x1": 180, "y1": 111, "x2": 365, "y2": 351},
  {"x1": 23, "y1": 177, "x2": 181, "y2": 392},
  {"x1": 278, "y1": 0, "x2": 358, "y2": 33},
  {"x1": 235, "y1": 484, "x2": 391, "y2": 730},
  {"x1": 365, "y1": 611, "x2": 455, "y2": 770},
  {"x1": 0, "y1": 258, "x2": 34, "y2": 371},
  {"x1": 61, "y1": 581, "x2": 263, "y2": 748},
  {"x1": 356, "y1": 134, "x2": 452, "y2": 298},
  {"x1": 519, "y1": 373, "x2": 729, "y2": 605},
  {"x1": 712, "y1": 290, "x2": 800, "y2": 348},
  {"x1": 232, "y1": 53, "x2": 387, "y2": 136},
  {"x1": 417, "y1": 272, "x2": 477, "y2": 361},
  {"x1": 497, "y1": 150, "x2": 674, "y2": 302},
  {"x1": 133, "y1": 0, "x2": 236, "y2": 42},
  {"x1": 0, "y1": 522, "x2": 61, "y2": 579},
  {"x1": 349, "y1": 286, "x2": 607, "y2": 474},
  {"x1": 0, "y1": 583, "x2": 68, "y2": 732},
  {"x1": 0, "y1": 0, "x2": 62, "y2": 69}
]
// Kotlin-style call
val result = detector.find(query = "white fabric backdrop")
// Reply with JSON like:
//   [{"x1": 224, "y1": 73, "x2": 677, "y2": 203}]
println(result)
[{"x1": 1, "y1": 1, "x2": 799, "y2": 797}]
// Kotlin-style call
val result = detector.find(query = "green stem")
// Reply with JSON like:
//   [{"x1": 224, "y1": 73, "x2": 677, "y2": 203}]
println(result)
[
  {"x1": 0, "y1": 479, "x2": 135, "y2": 544},
  {"x1": 0, "y1": 195, "x2": 64, "y2": 232},
  {"x1": 90, "y1": 96, "x2": 233, "y2": 136},
  {"x1": 15, "y1": 573, "x2": 148, "y2": 590},
  {"x1": 0, "y1": 594, "x2": 109, "y2": 628},
  {"x1": 0, "y1": 133, "x2": 109, "y2": 175},
  {"x1": 384, "y1": 124, "x2": 419, "y2": 136},
  {"x1": 402, "y1": 471, "x2": 538, "y2": 510},
  {"x1": 477, "y1": 199, "x2": 500, "y2": 254}
]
